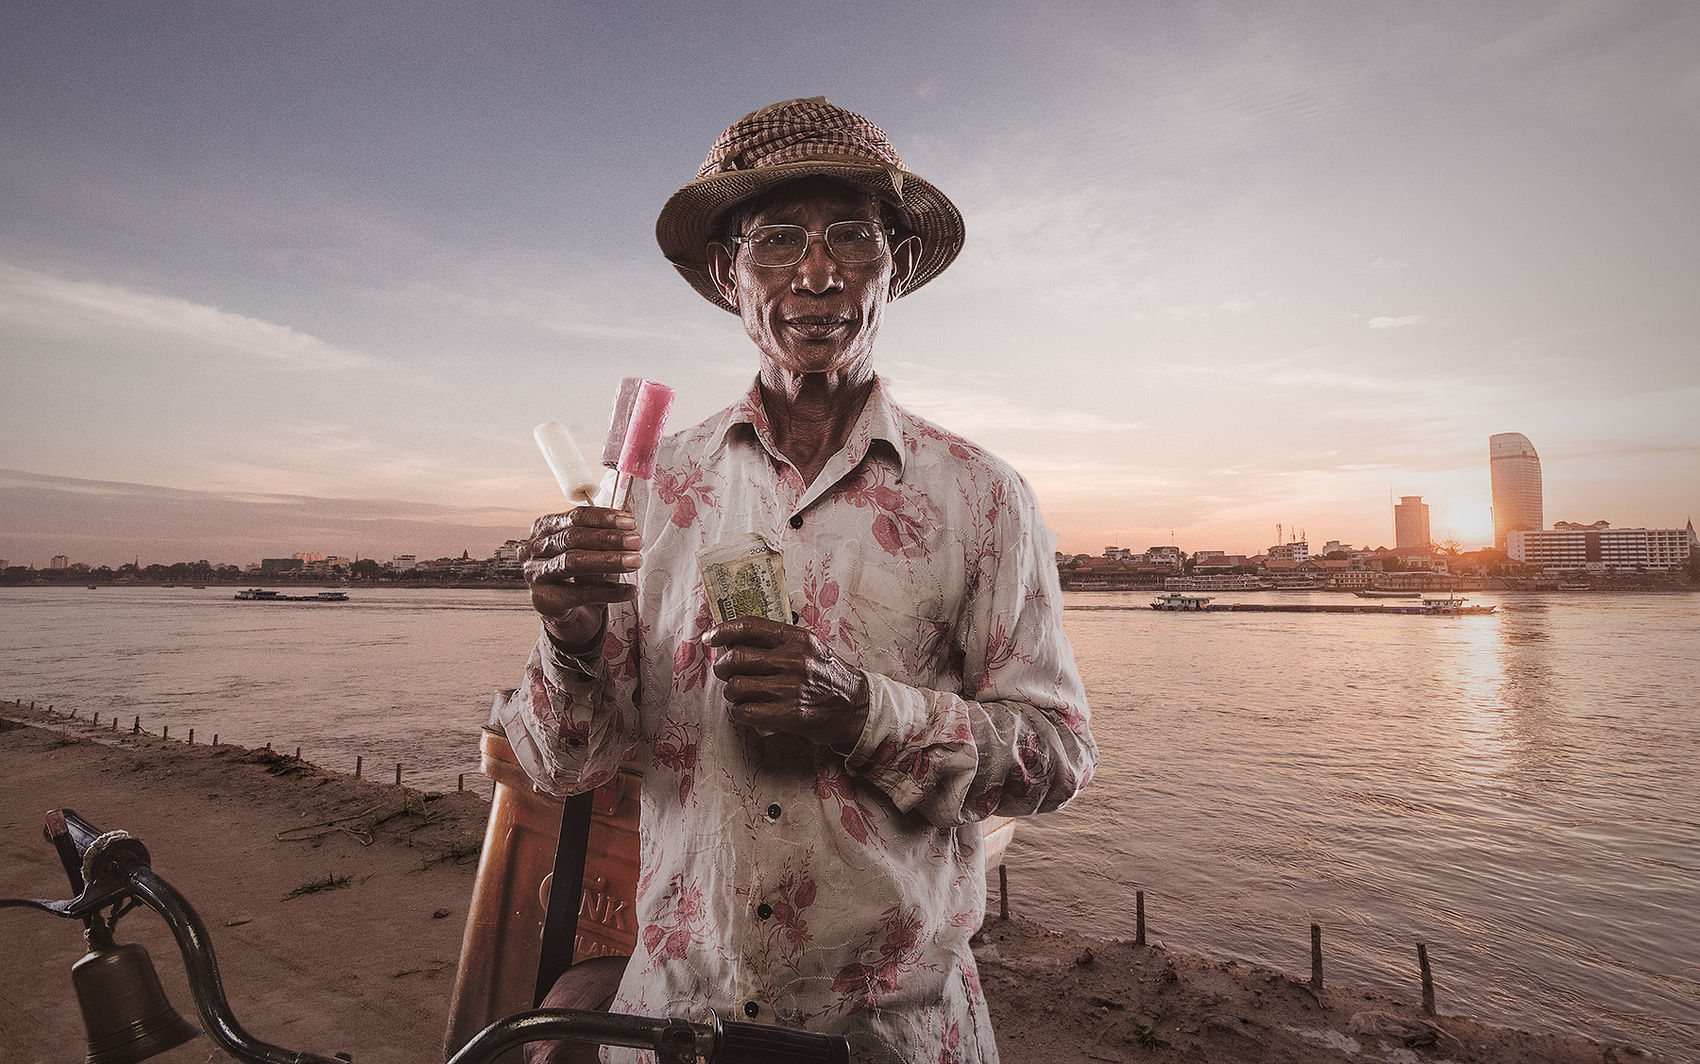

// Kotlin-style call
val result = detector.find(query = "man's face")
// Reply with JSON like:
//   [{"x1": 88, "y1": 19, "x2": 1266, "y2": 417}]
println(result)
[{"x1": 710, "y1": 178, "x2": 915, "y2": 382}]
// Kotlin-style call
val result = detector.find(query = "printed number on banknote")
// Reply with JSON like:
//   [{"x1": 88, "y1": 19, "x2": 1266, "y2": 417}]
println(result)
[{"x1": 697, "y1": 532, "x2": 792, "y2": 624}]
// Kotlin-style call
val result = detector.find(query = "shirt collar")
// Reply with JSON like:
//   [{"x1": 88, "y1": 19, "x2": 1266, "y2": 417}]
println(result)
[{"x1": 707, "y1": 375, "x2": 909, "y2": 481}]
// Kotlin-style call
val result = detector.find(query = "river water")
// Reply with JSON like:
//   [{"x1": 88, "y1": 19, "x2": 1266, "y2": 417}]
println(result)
[{"x1": 2, "y1": 586, "x2": 1696, "y2": 1058}]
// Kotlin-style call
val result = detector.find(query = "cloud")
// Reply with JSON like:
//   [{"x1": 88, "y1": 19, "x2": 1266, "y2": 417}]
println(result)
[
  {"x1": 0, "y1": 468, "x2": 533, "y2": 567},
  {"x1": 1367, "y1": 315, "x2": 1429, "y2": 329},
  {"x1": 0, "y1": 262, "x2": 375, "y2": 370}
]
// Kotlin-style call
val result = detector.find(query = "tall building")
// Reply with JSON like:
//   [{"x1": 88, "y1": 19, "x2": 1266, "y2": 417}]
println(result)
[
  {"x1": 1490, "y1": 433, "x2": 1543, "y2": 550},
  {"x1": 1393, "y1": 496, "x2": 1431, "y2": 548}
]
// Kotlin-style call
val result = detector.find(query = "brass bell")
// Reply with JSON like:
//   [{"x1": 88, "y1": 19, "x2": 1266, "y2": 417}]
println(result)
[{"x1": 72, "y1": 940, "x2": 200, "y2": 1064}]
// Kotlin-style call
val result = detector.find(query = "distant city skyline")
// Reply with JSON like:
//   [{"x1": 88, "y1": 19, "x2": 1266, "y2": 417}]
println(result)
[{"x1": 3, "y1": 5, "x2": 1696, "y2": 566}]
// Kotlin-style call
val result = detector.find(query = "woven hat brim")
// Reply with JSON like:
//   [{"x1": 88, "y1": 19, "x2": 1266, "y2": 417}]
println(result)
[{"x1": 655, "y1": 160, "x2": 965, "y2": 313}]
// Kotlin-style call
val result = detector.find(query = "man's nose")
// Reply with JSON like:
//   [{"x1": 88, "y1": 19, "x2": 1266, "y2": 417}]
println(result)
[{"x1": 790, "y1": 235, "x2": 843, "y2": 294}]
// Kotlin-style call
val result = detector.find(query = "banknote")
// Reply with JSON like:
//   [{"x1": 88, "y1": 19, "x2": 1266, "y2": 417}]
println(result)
[{"x1": 697, "y1": 532, "x2": 792, "y2": 624}]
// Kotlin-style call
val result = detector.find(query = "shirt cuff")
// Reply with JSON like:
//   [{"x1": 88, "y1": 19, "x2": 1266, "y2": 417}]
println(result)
[{"x1": 540, "y1": 620, "x2": 602, "y2": 687}]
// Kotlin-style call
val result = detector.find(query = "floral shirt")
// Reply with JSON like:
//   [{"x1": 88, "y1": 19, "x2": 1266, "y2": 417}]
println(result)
[{"x1": 498, "y1": 377, "x2": 1096, "y2": 1064}]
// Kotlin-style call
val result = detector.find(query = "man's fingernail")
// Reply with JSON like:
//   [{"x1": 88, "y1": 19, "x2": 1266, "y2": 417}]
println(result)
[
  {"x1": 622, "y1": 552, "x2": 642, "y2": 568},
  {"x1": 621, "y1": 533, "x2": 642, "y2": 549}
]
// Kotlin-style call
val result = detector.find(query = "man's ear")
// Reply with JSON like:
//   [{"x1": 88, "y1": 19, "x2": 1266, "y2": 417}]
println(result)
[
  {"x1": 706, "y1": 242, "x2": 738, "y2": 308},
  {"x1": 889, "y1": 235, "x2": 922, "y2": 299}
]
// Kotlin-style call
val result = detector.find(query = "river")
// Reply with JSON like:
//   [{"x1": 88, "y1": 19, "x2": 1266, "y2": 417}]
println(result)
[{"x1": 2, "y1": 585, "x2": 1695, "y2": 1057}]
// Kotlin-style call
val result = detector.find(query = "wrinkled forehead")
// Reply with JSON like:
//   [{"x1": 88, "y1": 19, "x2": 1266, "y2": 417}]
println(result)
[{"x1": 719, "y1": 176, "x2": 885, "y2": 232}]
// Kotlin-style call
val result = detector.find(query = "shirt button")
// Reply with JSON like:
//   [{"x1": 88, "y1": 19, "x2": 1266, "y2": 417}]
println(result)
[
  {"x1": 766, "y1": 803, "x2": 782, "y2": 820},
  {"x1": 757, "y1": 903, "x2": 773, "y2": 920},
  {"x1": 789, "y1": 514, "x2": 803, "y2": 529},
  {"x1": 744, "y1": 1001, "x2": 760, "y2": 1018}
]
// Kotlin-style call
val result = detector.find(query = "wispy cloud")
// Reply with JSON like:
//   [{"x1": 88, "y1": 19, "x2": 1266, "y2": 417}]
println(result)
[
  {"x1": 1367, "y1": 315, "x2": 1429, "y2": 329},
  {"x1": 0, "y1": 262, "x2": 376, "y2": 370}
]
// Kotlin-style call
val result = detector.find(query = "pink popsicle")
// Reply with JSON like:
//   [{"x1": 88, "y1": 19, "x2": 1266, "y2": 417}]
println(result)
[
  {"x1": 617, "y1": 380, "x2": 675, "y2": 479},
  {"x1": 601, "y1": 377, "x2": 644, "y2": 467}
]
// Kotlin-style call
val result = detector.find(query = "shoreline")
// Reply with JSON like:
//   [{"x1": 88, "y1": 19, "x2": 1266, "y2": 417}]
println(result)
[{"x1": 2, "y1": 705, "x2": 1664, "y2": 1063}]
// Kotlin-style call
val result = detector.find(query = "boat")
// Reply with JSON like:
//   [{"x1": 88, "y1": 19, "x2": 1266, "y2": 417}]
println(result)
[
  {"x1": 234, "y1": 589, "x2": 349, "y2": 602},
  {"x1": 1415, "y1": 596, "x2": 1496, "y2": 615},
  {"x1": 1353, "y1": 589, "x2": 1420, "y2": 599},
  {"x1": 1150, "y1": 592, "x2": 1214, "y2": 611}
]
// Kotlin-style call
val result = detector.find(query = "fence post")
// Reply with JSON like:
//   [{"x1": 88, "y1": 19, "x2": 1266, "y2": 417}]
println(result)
[
  {"x1": 1417, "y1": 943, "x2": 1435, "y2": 1014},
  {"x1": 1310, "y1": 924, "x2": 1323, "y2": 990}
]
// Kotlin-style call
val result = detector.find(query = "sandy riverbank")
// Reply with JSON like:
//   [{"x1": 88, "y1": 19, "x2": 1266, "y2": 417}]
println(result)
[{"x1": 1, "y1": 705, "x2": 1660, "y2": 1064}]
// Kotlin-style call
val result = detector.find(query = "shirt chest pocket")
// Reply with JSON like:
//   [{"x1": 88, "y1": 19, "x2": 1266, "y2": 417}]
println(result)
[{"x1": 844, "y1": 537, "x2": 966, "y2": 681}]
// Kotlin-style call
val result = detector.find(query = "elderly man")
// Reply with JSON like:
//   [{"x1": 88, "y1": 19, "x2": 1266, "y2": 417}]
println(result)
[{"x1": 501, "y1": 98, "x2": 1095, "y2": 1064}]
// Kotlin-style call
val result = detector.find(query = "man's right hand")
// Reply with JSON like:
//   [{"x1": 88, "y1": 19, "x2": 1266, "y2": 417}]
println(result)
[{"x1": 520, "y1": 506, "x2": 643, "y2": 653}]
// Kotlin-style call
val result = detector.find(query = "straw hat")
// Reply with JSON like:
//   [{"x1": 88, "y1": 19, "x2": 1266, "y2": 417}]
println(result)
[{"x1": 655, "y1": 97, "x2": 966, "y2": 313}]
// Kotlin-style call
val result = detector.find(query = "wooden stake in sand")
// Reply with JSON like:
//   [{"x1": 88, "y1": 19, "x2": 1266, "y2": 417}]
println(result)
[
  {"x1": 1311, "y1": 924, "x2": 1324, "y2": 990},
  {"x1": 355, "y1": 756, "x2": 363, "y2": 779},
  {"x1": 1418, "y1": 943, "x2": 1435, "y2": 1014},
  {"x1": 1136, "y1": 890, "x2": 1146, "y2": 946},
  {"x1": 998, "y1": 864, "x2": 1009, "y2": 920},
  {"x1": 395, "y1": 763, "x2": 402, "y2": 786}
]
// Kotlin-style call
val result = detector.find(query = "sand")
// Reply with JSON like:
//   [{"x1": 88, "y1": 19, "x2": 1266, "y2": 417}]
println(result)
[{"x1": 0, "y1": 705, "x2": 1663, "y2": 1064}]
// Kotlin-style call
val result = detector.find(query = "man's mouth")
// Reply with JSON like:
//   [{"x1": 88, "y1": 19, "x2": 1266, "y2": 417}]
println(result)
[{"x1": 783, "y1": 316, "x2": 853, "y2": 339}]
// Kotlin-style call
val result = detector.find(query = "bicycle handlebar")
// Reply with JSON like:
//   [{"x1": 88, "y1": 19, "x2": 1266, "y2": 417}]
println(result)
[{"x1": 3, "y1": 809, "x2": 850, "y2": 1064}]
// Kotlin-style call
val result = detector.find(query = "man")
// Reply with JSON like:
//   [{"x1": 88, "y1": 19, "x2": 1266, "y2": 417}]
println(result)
[{"x1": 501, "y1": 97, "x2": 1095, "y2": 1064}]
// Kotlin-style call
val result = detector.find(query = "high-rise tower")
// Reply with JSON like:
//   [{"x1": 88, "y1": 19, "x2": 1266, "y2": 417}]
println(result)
[
  {"x1": 1490, "y1": 432, "x2": 1543, "y2": 550},
  {"x1": 1394, "y1": 496, "x2": 1431, "y2": 548}
]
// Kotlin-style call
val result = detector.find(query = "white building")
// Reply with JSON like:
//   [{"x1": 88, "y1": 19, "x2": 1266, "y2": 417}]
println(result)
[
  {"x1": 1267, "y1": 541, "x2": 1309, "y2": 563},
  {"x1": 1508, "y1": 521, "x2": 1697, "y2": 571},
  {"x1": 392, "y1": 554, "x2": 418, "y2": 572},
  {"x1": 1143, "y1": 545, "x2": 1182, "y2": 569}
]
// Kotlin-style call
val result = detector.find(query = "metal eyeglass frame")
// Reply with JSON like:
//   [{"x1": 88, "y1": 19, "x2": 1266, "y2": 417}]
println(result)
[{"x1": 730, "y1": 222, "x2": 896, "y2": 268}]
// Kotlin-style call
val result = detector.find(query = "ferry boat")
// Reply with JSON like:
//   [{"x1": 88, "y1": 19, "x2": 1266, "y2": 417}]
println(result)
[
  {"x1": 1353, "y1": 589, "x2": 1421, "y2": 599},
  {"x1": 1415, "y1": 596, "x2": 1496, "y2": 615},
  {"x1": 1150, "y1": 592, "x2": 1214, "y2": 611},
  {"x1": 234, "y1": 588, "x2": 285, "y2": 600}
]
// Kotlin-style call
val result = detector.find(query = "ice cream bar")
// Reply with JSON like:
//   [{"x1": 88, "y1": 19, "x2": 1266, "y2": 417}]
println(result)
[
  {"x1": 532, "y1": 421, "x2": 602, "y2": 503},
  {"x1": 617, "y1": 380, "x2": 675, "y2": 479},
  {"x1": 601, "y1": 377, "x2": 644, "y2": 467}
]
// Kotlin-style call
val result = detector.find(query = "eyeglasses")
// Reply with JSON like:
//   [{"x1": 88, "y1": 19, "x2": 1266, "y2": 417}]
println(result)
[{"x1": 731, "y1": 221, "x2": 894, "y2": 268}]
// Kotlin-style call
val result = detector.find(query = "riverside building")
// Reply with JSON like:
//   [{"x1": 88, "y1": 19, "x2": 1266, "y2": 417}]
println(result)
[
  {"x1": 1507, "y1": 520, "x2": 1698, "y2": 571},
  {"x1": 1394, "y1": 496, "x2": 1431, "y2": 549},
  {"x1": 1490, "y1": 432, "x2": 1543, "y2": 550}
]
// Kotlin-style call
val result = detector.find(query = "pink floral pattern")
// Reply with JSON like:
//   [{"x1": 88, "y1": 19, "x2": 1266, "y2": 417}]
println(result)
[{"x1": 498, "y1": 377, "x2": 1096, "y2": 1064}]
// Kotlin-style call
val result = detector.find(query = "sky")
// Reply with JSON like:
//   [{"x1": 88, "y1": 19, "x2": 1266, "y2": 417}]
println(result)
[{"x1": 3, "y1": 1, "x2": 1697, "y2": 568}]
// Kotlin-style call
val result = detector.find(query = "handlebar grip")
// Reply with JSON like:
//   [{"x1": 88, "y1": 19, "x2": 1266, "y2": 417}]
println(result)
[{"x1": 715, "y1": 1019, "x2": 850, "y2": 1064}]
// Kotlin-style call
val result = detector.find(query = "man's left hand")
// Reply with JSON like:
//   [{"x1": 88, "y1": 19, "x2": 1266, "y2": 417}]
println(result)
[{"x1": 703, "y1": 617, "x2": 870, "y2": 748}]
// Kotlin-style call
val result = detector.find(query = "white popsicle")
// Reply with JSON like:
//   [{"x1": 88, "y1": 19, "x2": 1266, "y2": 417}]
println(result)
[{"x1": 532, "y1": 421, "x2": 603, "y2": 503}]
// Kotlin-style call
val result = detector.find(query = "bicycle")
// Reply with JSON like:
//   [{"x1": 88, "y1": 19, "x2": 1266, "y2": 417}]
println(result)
[{"x1": 2, "y1": 808, "x2": 849, "y2": 1064}]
